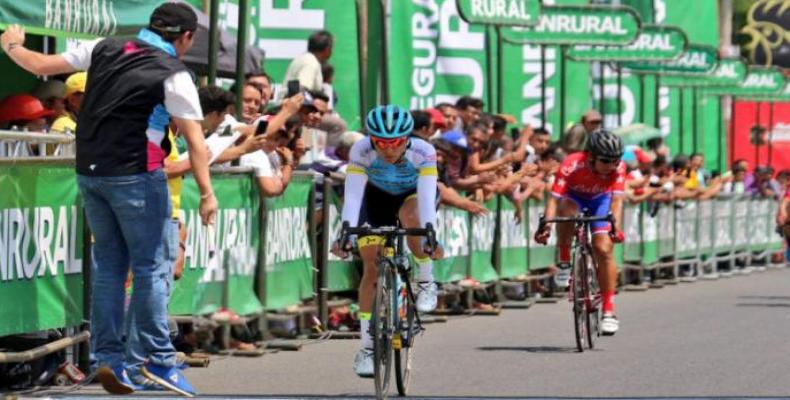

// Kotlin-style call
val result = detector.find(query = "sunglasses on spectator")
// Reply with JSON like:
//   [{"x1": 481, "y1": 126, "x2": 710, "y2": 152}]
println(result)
[
  {"x1": 596, "y1": 157, "x2": 619, "y2": 164},
  {"x1": 371, "y1": 136, "x2": 408, "y2": 149}
]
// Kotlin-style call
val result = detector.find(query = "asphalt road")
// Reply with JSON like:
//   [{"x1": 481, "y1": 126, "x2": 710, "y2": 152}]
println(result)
[{"x1": 62, "y1": 267, "x2": 790, "y2": 399}]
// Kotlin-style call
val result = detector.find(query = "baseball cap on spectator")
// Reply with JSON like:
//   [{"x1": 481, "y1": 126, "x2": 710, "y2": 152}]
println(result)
[
  {"x1": 634, "y1": 147, "x2": 652, "y2": 164},
  {"x1": 0, "y1": 94, "x2": 56, "y2": 122},
  {"x1": 755, "y1": 165, "x2": 773, "y2": 175},
  {"x1": 425, "y1": 108, "x2": 446, "y2": 130},
  {"x1": 440, "y1": 130, "x2": 470, "y2": 152},
  {"x1": 149, "y1": 2, "x2": 198, "y2": 33},
  {"x1": 64, "y1": 72, "x2": 87, "y2": 98},
  {"x1": 31, "y1": 80, "x2": 66, "y2": 102}
]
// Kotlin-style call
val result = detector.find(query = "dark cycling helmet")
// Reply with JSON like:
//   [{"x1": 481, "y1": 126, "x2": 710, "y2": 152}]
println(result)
[
  {"x1": 586, "y1": 129, "x2": 624, "y2": 159},
  {"x1": 365, "y1": 105, "x2": 414, "y2": 139}
]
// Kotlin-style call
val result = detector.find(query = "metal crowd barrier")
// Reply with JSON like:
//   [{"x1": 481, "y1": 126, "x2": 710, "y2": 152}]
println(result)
[{"x1": 0, "y1": 129, "x2": 76, "y2": 158}]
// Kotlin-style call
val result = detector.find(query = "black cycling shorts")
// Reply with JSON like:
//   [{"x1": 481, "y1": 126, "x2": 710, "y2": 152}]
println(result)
[{"x1": 358, "y1": 183, "x2": 416, "y2": 228}]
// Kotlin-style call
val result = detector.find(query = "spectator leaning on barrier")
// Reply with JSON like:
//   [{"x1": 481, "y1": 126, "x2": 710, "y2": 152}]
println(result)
[
  {"x1": 748, "y1": 166, "x2": 781, "y2": 199},
  {"x1": 454, "y1": 96, "x2": 484, "y2": 131},
  {"x1": 50, "y1": 72, "x2": 86, "y2": 135},
  {"x1": 245, "y1": 71, "x2": 274, "y2": 109},
  {"x1": 1, "y1": 3, "x2": 217, "y2": 395},
  {"x1": 283, "y1": 30, "x2": 333, "y2": 93},
  {"x1": 560, "y1": 109, "x2": 602, "y2": 153},
  {"x1": 410, "y1": 109, "x2": 433, "y2": 141},
  {"x1": 240, "y1": 95, "x2": 305, "y2": 197},
  {"x1": 435, "y1": 102, "x2": 459, "y2": 133},
  {"x1": 0, "y1": 93, "x2": 55, "y2": 133},
  {"x1": 31, "y1": 78, "x2": 66, "y2": 123}
]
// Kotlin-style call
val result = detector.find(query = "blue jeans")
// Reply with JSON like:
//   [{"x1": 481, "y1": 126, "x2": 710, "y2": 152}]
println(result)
[
  {"x1": 126, "y1": 218, "x2": 179, "y2": 377},
  {"x1": 78, "y1": 169, "x2": 176, "y2": 370}
]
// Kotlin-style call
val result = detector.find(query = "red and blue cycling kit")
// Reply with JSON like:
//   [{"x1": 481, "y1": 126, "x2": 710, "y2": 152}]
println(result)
[{"x1": 551, "y1": 152, "x2": 626, "y2": 234}]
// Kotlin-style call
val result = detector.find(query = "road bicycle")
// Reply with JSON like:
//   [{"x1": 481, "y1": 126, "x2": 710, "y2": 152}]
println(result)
[
  {"x1": 537, "y1": 212, "x2": 615, "y2": 352},
  {"x1": 339, "y1": 222, "x2": 437, "y2": 399}
]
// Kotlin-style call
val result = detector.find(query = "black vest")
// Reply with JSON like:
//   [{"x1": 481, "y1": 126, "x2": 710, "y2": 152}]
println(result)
[{"x1": 76, "y1": 37, "x2": 187, "y2": 176}]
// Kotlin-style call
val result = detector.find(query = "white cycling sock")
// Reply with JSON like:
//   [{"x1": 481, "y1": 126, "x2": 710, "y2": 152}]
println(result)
[
  {"x1": 416, "y1": 256, "x2": 434, "y2": 283},
  {"x1": 360, "y1": 318, "x2": 373, "y2": 350}
]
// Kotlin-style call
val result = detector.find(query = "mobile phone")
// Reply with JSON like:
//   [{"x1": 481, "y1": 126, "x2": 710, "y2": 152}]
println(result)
[
  {"x1": 255, "y1": 119, "x2": 269, "y2": 136},
  {"x1": 286, "y1": 80, "x2": 301, "y2": 98}
]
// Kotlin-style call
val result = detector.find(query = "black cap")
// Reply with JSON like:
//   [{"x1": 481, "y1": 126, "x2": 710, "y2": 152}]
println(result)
[{"x1": 150, "y1": 2, "x2": 198, "y2": 33}]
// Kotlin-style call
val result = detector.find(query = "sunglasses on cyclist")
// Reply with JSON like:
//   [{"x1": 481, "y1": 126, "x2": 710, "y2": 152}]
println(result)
[
  {"x1": 596, "y1": 157, "x2": 620, "y2": 165},
  {"x1": 371, "y1": 136, "x2": 408, "y2": 149}
]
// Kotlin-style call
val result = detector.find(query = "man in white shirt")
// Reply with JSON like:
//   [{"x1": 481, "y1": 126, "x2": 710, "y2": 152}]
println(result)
[{"x1": 282, "y1": 30, "x2": 333, "y2": 93}]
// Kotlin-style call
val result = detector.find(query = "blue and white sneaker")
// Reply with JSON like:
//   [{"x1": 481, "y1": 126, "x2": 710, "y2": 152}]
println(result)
[
  {"x1": 96, "y1": 365, "x2": 135, "y2": 395},
  {"x1": 129, "y1": 373, "x2": 164, "y2": 391},
  {"x1": 142, "y1": 363, "x2": 196, "y2": 397}
]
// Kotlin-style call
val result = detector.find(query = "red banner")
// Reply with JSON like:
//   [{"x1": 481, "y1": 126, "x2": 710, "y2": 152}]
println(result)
[{"x1": 730, "y1": 101, "x2": 790, "y2": 171}]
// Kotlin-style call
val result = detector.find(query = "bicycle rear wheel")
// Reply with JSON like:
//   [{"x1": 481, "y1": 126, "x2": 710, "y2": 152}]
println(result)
[
  {"x1": 572, "y1": 249, "x2": 591, "y2": 352},
  {"x1": 373, "y1": 263, "x2": 394, "y2": 399},
  {"x1": 394, "y1": 278, "x2": 416, "y2": 396}
]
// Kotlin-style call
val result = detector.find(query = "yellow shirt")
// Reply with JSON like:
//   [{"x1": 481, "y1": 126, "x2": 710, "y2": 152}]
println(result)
[
  {"x1": 49, "y1": 114, "x2": 77, "y2": 155},
  {"x1": 50, "y1": 114, "x2": 77, "y2": 133},
  {"x1": 684, "y1": 169, "x2": 699, "y2": 190},
  {"x1": 167, "y1": 130, "x2": 183, "y2": 220}
]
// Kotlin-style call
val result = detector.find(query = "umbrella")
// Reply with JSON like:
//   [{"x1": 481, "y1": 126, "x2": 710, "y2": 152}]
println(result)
[
  {"x1": 179, "y1": 1, "x2": 266, "y2": 78},
  {"x1": 612, "y1": 123, "x2": 666, "y2": 146}
]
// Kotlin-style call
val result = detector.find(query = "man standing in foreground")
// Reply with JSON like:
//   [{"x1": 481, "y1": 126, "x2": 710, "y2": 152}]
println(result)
[{"x1": 1, "y1": 3, "x2": 217, "y2": 396}]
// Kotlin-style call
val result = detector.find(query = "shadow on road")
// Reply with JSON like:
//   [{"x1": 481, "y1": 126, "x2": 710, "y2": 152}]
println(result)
[
  {"x1": 738, "y1": 295, "x2": 790, "y2": 300},
  {"x1": 736, "y1": 303, "x2": 790, "y2": 308},
  {"x1": 476, "y1": 345, "x2": 580, "y2": 353}
]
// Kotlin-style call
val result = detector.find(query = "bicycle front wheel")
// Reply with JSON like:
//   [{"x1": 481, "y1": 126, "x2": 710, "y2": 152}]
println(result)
[
  {"x1": 394, "y1": 277, "x2": 416, "y2": 396},
  {"x1": 572, "y1": 249, "x2": 591, "y2": 352},
  {"x1": 373, "y1": 262, "x2": 394, "y2": 399}
]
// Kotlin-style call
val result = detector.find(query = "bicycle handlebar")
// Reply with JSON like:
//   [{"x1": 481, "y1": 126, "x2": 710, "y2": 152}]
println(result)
[
  {"x1": 537, "y1": 212, "x2": 617, "y2": 235},
  {"x1": 339, "y1": 221, "x2": 438, "y2": 254}
]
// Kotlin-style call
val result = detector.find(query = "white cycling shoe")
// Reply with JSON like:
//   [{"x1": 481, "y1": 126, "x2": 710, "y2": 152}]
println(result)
[
  {"x1": 601, "y1": 313, "x2": 619, "y2": 336},
  {"x1": 554, "y1": 263, "x2": 571, "y2": 289},
  {"x1": 353, "y1": 348, "x2": 374, "y2": 378},
  {"x1": 416, "y1": 281, "x2": 438, "y2": 313}
]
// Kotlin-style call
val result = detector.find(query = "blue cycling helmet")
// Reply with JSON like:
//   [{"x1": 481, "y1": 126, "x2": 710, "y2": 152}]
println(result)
[{"x1": 365, "y1": 105, "x2": 414, "y2": 139}]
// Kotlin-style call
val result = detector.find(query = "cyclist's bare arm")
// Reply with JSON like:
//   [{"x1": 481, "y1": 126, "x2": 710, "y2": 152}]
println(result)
[{"x1": 609, "y1": 194, "x2": 624, "y2": 231}]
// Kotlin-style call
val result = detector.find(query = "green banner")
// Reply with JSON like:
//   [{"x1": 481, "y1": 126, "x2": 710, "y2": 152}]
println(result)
[
  {"x1": 640, "y1": 203, "x2": 659, "y2": 266},
  {"x1": 697, "y1": 200, "x2": 714, "y2": 258},
  {"x1": 170, "y1": 173, "x2": 261, "y2": 316},
  {"x1": 713, "y1": 196, "x2": 734, "y2": 253},
  {"x1": 0, "y1": 163, "x2": 84, "y2": 336},
  {"x1": 388, "y1": 1, "x2": 490, "y2": 109},
  {"x1": 527, "y1": 199, "x2": 555, "y2": 269},
  {"x1": 674, "y1": 201, "x2": 697, "y2": 259},
  {"x1": 623, "y1": 202, "x2": 642, "y2": 261},
  {"x1": 566, "y1": 24, "x2": 687, "y2": 62},
  {"x1": 747, "y1": 199, "x2": 770, "y2": 252},
  {"x1": 499, "y1": 5, "x2": 641, "y2": 45},
  {"x1": 434, "y1": 206, "x2": 470, "y2": 283},
  {"x1": 470, "y1": 197, "x2": 498, "y2": 283},
  {"x1": 456, "y1": 0, "x2": 541, "y2": 26},
  {"x1": 656, "y1": 204, "x2": 675, "y2": 258},
  {"x1": 662, "y1": 58, "x2": 748, "y2": 87},
  {"x1": 325, "y1": 185, "x2": 359, "y2": 292},
  {"x1": 500, "y1": 0, "x2": 591, "y2": 137},
  {"x1": 732, "y1": 196, "x2": 750, "y2": 251},
  {"x1": 262, "y1": 175, "x2": 314, "y2": 310},
  {"x1": 703, "y1": 67, "x2": 785, "y2": 97},
  {"x1": 0, "y1": 0, "x2": 158, "y2": 39},
  {"x1": 207, "y1": 0, "x2": 363, "y2": 129},
  {"x1": 619, "y1": 44, "x2": 718, "y2": 75},
  {"x1": 498, "y1": 198, "x2": 528, "y2": 279}
]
